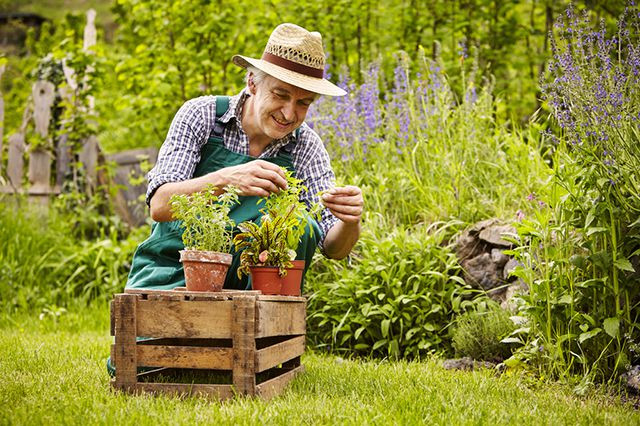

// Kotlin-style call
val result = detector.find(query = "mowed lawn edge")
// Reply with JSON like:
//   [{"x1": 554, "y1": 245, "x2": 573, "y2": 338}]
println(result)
[{"x1": 0, "y1": 306, "x2": 638, "y2": 426}]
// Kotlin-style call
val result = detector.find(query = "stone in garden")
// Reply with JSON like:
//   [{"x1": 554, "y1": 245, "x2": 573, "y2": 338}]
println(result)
[
  {"x1": 463, "y1": 253, "x2": 502, "y2": 291},
  {"x1": 478, "y1": 223, "x2": 516, "y2": 247},
  {"x1": 455, "y1": 219, "x2": 526, "y2": 306},
  {"x1": 442, "y1": 357, "x2": 496, "y2": 371},
  {"x1": 491, "y1": 248, "x2": 509, "y2": 268},
  {"x1": 622, "y1": 365, "x2": 640, "y2": 394},
  {"x1": 500, "y1": 279, "x2": 528, "y2": 312},
  {"x1": 503, "y1": 258, "x2": 521, "y2": 281}
]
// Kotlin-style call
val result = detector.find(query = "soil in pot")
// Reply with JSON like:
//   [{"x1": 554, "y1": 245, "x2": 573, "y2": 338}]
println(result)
[
  {"x1": 281, "y1": 260, "x2": 305, "y2": 296},
  {"x1": 180, "y1": 250, "x2": 232, "y2": 292},
  {"x1": 250, "y1": 266, "x2": 283, "y2": 295}
]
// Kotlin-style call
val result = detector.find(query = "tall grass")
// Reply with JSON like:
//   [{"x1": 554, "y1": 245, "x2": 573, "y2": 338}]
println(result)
[
  {"x1": 308, "y1": 50, "x2": 551, "y2": 230},
  {"x1": 0, "y1": 197, "x2": 145, "y2": 313}
]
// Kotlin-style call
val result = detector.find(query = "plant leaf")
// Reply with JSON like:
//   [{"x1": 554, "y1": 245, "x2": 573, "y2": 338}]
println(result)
[
  {"x1": 578, "y1": 328, "x2": 601, "y2": 344},
  {"x1": 614, "y1": 258, "x2": 635, "y2": 273},
  {"x1": 603, "y1": 317, "x2": 620, "y2": 338},
  {"x1": 381, "y1": 319, "x2": 390, "y2": 338}
]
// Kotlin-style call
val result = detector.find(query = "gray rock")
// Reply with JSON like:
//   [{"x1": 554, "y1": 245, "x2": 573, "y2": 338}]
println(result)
[
  {"x1": 623, "y1": 365, "x2": 640, "y2": 394},
  {"x1": 462, "y1": 253, "x2": 503, "y2": 291},
  {"x1": 478, "y1": 224, "x2": 516, "y2": 247},
  {"x1": 491, "y1": 248, "x2": 509, "y2": 268},
  {"x1": 442, "y1": 357, "x2": 496, "y2": 371},
  {"x1": 469, "y1": 218, "x2": 501, "y2": 235},
  {"x1": 455, "y1": 231, "x2": 484, "y2": 262},
  {"x1": 503, "y1": 258, "x2": 522, "y2": 281},
  {"x1": 500, "y1": 279, "x2": 529, "y2": 312}
]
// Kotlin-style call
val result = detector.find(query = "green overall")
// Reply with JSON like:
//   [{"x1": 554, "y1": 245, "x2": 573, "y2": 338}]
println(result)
[{"x1": 125, "y1": 96, "x2": 321, "y2": 292}]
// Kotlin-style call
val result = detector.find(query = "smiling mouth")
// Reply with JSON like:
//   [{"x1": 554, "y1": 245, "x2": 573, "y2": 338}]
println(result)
[{"x1": 272, "y1": 116, "x2": 292, "y2": 127}]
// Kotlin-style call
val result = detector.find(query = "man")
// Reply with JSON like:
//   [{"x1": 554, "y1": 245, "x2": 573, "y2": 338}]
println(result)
[{"x1": 126, "y1": 23, "x2": 363, "y2": 291}]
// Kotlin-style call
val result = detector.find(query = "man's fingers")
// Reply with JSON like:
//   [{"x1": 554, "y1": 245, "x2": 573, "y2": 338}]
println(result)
[
  {"x1": 321, "y1": 201, "x2": 362, "y2": 216},
  {"x1": 251, "y1": 176, "x2": 281, "y2": 194},
  {"x1": 255, "y1": 160, "x2": 287, "y2": 178},
  {"x1": 254, "y1": 167, "x2": 287, "y2": 190},
  {"x1": 321, "y1": 193, "x2": 363, "y2": 206},
  {"x1": 326, "y1": 185, "x2": 360, "y2": 196},
  {"x1": 246, "y1": 185, "x2": 271, "y2": 198}
]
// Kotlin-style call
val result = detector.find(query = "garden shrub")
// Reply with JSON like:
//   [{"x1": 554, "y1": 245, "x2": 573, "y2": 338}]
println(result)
[
  {"x1": 306, "y1": 220, "x2": 482, "y2": 359},
  {"x1": 451, "y1": 303, "x2": 516, "y2": 362}
]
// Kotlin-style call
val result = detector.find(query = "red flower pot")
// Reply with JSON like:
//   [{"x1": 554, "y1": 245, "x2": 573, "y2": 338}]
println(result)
[
  {"x1": 281, "y1": 260, "x2": 305, "y2": 296},
  {"x1": 249, "y1": 266, "x2": 283, "y2": 295},
  {"x1": 180, "y1": 250, "x2": 232, "y2": 292}
]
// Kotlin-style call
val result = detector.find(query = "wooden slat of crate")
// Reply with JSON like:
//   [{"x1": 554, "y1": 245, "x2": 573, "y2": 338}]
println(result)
[
  {"x1": 113, "y1": 294, "x2": 137, "y2": 389},
  {"x1": 136, "y1": 345, "x2": 233, "y2": 370},
  {"x1": 255, "y1": 335, "x2": 305, "y2": 373},
  {"x1": 232, "y1": 295, "x2": 257, "y2": 396},
  {"x1": 255, "y1": 364, "x2": 305, "y2": 400},
  {"x1": 125, "y1": 288, "x2": 232, "y2": 301},
  {"x1": 136, "y1": 300, "x2": 233, "y2": 339},
  {"x1": 133, "y1": 382, "x2": 234, "y2": 400},
  {"x1": 255, "y1": 301, "x2": 306, "y2": 338},
  {"x1": 257, "y1": 295, "x2": 306, "y2": 302}
]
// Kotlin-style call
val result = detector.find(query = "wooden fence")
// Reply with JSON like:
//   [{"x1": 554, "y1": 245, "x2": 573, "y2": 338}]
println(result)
[{"x1": 0, "y1": 9, "x2": 158, "y2": 227}]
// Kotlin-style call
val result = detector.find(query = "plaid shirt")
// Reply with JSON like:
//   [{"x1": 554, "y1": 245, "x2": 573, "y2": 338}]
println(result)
[{"x1": 147, "y1": 89, "x2": 339, "y2": 243}]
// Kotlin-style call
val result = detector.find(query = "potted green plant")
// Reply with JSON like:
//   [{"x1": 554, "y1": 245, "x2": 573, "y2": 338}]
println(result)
[
  {"x1": 170, "y1": 185, "x2": 239, "y2": 292},
  {"x1": 233, "y1": 170, "x2": 320, "y2": 295}
]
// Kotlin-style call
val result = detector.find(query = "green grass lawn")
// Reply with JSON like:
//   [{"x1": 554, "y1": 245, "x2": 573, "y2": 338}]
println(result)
[{"x1": 0, "y1": 305, "x2": 638, "y2": 425}]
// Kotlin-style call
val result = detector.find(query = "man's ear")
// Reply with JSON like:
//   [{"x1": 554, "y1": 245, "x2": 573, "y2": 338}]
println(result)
[{"x1": 248, "y1": 73, "x2": 257, "y2": 95}]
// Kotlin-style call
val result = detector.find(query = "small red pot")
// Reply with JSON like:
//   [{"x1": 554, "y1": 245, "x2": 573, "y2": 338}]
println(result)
[
  {"x1": 249, "y1": 266, "x2": 283, "y2": 295},
  {"x1": 180, "y1": 250, "x2": 232, "y2": 292},
  {"x1": 281, "y1": 260, "x2": 305, "y2": 296}
]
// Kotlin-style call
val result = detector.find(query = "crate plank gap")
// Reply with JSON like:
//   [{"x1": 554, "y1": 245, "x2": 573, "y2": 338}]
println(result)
[{"x1": 110, "y1": 288, "x2": 306, "y2": 400}]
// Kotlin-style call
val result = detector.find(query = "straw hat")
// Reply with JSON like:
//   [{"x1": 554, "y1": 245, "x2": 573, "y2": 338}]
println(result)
[{"x1": 233, "y1": 23, "x2": 346, "y2": 97}]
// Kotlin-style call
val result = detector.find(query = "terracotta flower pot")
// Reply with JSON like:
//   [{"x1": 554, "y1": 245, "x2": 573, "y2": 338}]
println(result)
[
  {"x1": 249, "y1": 266, "x2": 283, "y2": 295},
  {"x1": 281, "y1": 260, "x2": 305, "y2": 296},
  {"x1": 179, "y1": 250, "x2": 232, "y2": 292}
]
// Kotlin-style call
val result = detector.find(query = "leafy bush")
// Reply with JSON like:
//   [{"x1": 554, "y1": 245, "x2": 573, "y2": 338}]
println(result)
[
  {"x1": 451, "y1": 303, "x2": 516, "y2": 362},
  {"x1": 306, "y1": 221, "x2": 482, "y2": 359}
]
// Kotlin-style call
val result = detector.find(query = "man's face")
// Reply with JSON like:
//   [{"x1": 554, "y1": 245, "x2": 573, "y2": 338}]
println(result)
[{"x1": 247, "y1": 74, "x2": 317, "y2": 141}]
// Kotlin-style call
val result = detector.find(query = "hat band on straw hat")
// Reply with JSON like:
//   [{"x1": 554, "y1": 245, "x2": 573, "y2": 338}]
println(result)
[{"x1": 261, "y1": 52, "x2": 324, "y2": 79}]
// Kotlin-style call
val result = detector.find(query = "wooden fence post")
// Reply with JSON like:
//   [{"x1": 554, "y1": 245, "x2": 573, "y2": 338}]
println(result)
[
  {"x1": 0, "y1": 63, "x2": 5, "y2": 176},
  {"x1": 6, "y1": 133, "x2": 25, "y2": 190},
  {"x1": 29, "y1": 81, "x2": 55, "y2": 200}
]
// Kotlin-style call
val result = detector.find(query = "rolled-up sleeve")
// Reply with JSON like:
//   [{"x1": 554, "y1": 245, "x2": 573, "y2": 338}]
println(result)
[
  {"x1": 293, "y1": 125, "x2": 339, "y2": 244},
  {"x1": 146, "y1": 97, "x2": 214, "y2": 205}
]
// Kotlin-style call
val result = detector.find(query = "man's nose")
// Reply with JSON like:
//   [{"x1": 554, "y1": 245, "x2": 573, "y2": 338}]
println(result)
[{"x1": 281, "y1": 101, "x2": 296, "y2": 121}]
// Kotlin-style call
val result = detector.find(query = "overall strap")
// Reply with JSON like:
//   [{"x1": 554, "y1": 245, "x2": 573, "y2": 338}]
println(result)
[
  {"x1": 212, "y1": 96, "x2": 231, "y2": 139},
  {"x1": 280, "y1": 128, "x2": 301, "y2": 155}
]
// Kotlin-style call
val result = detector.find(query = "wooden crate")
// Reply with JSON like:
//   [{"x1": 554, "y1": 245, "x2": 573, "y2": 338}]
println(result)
[{"x1": 110, "y1": 288, "x2": 306, "y2": 400}]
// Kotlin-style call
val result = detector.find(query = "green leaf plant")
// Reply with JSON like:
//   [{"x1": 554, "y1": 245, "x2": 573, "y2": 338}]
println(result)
[
  {"x1": 170, "y1": 185, "x2": 239, "y2": 253},
  {"x1": 234, "y1": 168, "x2": 322, "y2": 278}
]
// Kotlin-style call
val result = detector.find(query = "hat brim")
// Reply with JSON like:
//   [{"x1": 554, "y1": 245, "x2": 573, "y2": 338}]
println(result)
[{"x1": 233, "y1": 55, "x2": 346, "y2": 97}]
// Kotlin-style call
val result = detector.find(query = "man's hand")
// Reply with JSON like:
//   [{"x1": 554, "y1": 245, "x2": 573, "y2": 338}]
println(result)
[
  {"x1": 321, "y1": 185, "x2": 363, "y2": 224},
  {"x1": 321, "y1": 185, "x2": 363, "y2": 259},
  {"x1": 221, "y1": 160, "x2": 288, "y2": 197},
  {"x1": 150, "y1": 160, "x2": 287, "y2": 222}
]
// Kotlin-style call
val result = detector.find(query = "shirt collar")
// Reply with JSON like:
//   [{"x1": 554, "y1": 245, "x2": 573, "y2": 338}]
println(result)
[{"x1": 219, "y1": 88, "x2": 297, "y2": 145}]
